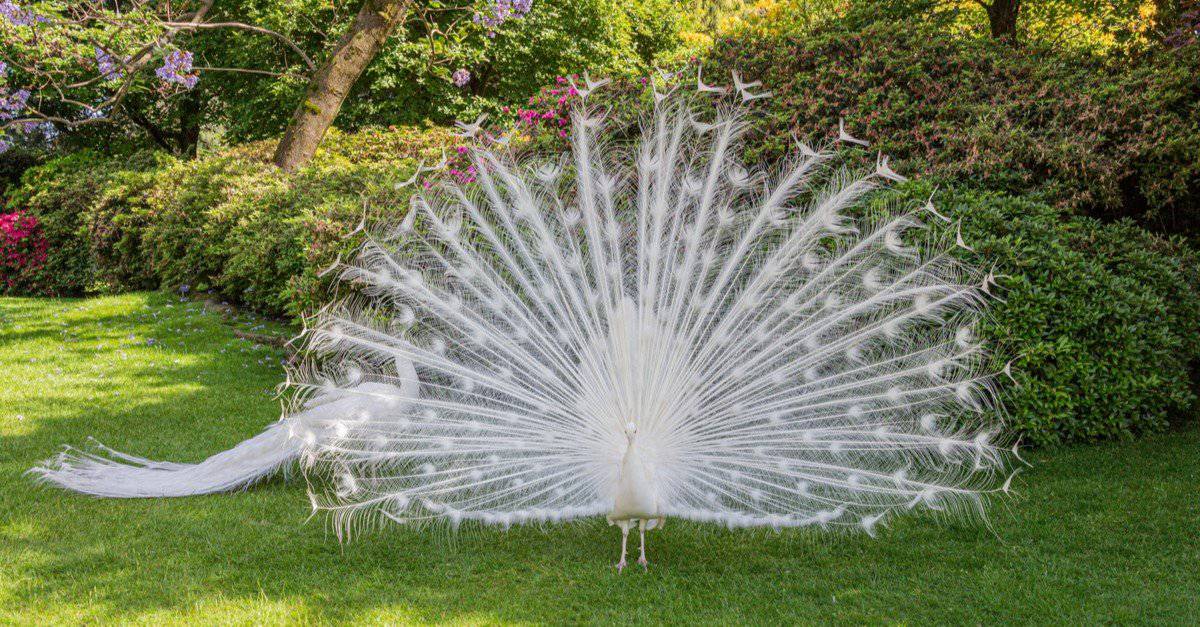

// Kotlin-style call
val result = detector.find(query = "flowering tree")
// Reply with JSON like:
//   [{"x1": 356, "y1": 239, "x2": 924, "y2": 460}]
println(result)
[
  {"x1": 0, "y1": 0, "x2": 319, "y2": 155},
  {"x1": 0, "y1": 0, "x2": 533, "y2": 169}
]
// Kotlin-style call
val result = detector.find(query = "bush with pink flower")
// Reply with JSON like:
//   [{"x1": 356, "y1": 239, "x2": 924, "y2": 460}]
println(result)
[
  {"x1": 506, "y1": 71, "x2": 680, "y2": 152},
  {"x1": 0, "y1": 209, "x2": 48, "y2": 293}
]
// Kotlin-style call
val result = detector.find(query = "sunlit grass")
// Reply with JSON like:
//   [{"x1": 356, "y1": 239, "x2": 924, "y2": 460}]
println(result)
[{"x1": 2, "y1": 293, "x2": 1198, "y2": 624}]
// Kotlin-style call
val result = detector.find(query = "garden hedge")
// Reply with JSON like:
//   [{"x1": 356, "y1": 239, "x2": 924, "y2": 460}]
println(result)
[
  {"x1": 921, "y1": 188, "x2": 1200, "y2": 445},
  {"x1": 512, "y1": 19, "x2": 1200, "y2": 236},
  {"x1": 4, "y1": 15, "x2": 1199, "y2": 446},
  {"x1": 4, "y1": 136, "x2": 1197, "y2": 447},
  {"x1": 4, "y1": 126, "x2": 453, "y2": 316},
  {"x1": 705, "y1": 20, "x2": 1200, "y2": 235}
]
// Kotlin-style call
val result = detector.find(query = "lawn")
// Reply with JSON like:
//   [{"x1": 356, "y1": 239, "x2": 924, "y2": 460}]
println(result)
[{"x1": 1, "y1": 293, "x2": 1198, "y2": 625}]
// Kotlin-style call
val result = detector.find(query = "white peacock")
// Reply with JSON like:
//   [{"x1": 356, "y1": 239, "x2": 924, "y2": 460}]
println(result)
[{"x1": 33, "y1": 70, "x2": 1017, "y2": 572}]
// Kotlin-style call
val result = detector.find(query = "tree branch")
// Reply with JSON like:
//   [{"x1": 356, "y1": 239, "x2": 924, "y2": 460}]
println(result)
[{"x1": 161, "y1": 20, "x2": 317, "y2": 70}]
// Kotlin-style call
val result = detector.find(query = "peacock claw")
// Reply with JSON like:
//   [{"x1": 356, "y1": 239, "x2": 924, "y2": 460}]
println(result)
[
  {"x1": 616, "y1": 559, "x2": 627, "y2": 573},
  {"x1": 638, "y1": 556, "x2": 648, "y2": 571}
]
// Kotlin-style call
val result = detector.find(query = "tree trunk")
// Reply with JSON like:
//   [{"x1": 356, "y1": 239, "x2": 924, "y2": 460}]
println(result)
[
  {"x1": 984, "y1": 0, "x2": 1021, "y2": 42},
  {"x1": 272, "y1": 0, "x2": 410, "y2": 172},
  {"x1": 177, "y1": 89, "x2": 203, "y2": 157}
]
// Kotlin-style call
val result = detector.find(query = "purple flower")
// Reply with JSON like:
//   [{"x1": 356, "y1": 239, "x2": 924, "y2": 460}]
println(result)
[
  {"x1": 0, "y1": 61, "x2": 8, "y2": 78},
  {"x1": 0, "y1": 0, "x2": 37, "y2": 26},
  {"x1": 473, "y1": 0, "x2": 533, "y2": 35},
  {"x1": 452, "y1": 68, "x2": 471, "y2": 87},
  {"x1": 156, "y1": 50, "x2": 198, "y2": 89},
  {"x1": 0, "y1": 88, "x2": 29, "y2": 120},
  {"x1": 95, "y1": 47, "x2": 124, "y2": 81}
]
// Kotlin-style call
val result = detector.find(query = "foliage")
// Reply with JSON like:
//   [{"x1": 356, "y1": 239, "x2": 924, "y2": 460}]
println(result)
[
  {"x1": 0, "y1": 142, "x2": 45, "y2": 197},
  {"x1": 4, "y1": 150, "x2": 121, "y2": 295},
  {"x1": 0, "y1": 0, "x2": 192, "y2": 151},
  {"x1": 707, "y1": 0, "x2": 1164, "y2": 53},
  {"x1": 509, "y1": 15, "x2": 1200, "y2": 235},
  {"x1": 0, "y1": 208, "x2": 45, "y2": 292},
  {"x1": 509, "y1": 72, "x2": 653, "y2": 151},
  {"x1": 921, "y1": 187, "x2": 1200, "y2": 445},
  {"x1": 6, "y1": 128, "x2": 1199, "y2": 447},
  {"x1": 3, "y1": 125, "x2": 452, "y2": 315},
  {"x1": 86, "y1": 152, "x2": 178, "y2": 290},
  {"x1": 700, "y1": 18, "x2": 1200, "y2": 235},
  {"x1": 0, "y1": 0, "x2": 552, "y2": 160},
  {"x1": 215, "y1": 0, "x2": 685, "y2": 143}
]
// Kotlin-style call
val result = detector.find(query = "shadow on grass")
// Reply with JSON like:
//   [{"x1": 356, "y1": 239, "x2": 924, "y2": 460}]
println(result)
[{"x1": 3, "y1": 293, "x2": 1199, "y2": 623}]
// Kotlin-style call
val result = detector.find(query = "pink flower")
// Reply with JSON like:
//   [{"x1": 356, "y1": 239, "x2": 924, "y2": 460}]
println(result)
[{"x1": 0, "y1": 210, "x2": 48, "y2": 291}]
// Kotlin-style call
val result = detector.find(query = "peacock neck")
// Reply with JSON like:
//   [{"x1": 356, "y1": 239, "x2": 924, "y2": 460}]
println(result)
[{"x1": 620, "y1": 438, "x2": 644, "y2": 475}]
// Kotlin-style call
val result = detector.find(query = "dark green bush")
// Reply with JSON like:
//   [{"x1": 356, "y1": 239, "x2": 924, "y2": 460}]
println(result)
[
  {"x1": 87, "y1": 152, "x2": 177, "y2": 291},
  {"x1": 0, "y1": 144, "x2": 47, "y2": 199},
  {"x1": 128, "y1": 126, "x2": 452, "y2": 317},
  {"x1": 5, "y1": 149, "x2": 174, "y2": 295},
  {"x1": 920, "y1": 188, "x2": 1200, "y2": 445},
  {"x1": 703, "y1": 19, "x2": 1200, "y2": 235},
  {"x1": 5, "y1": 151, "x2": 121, "y2": 295}
]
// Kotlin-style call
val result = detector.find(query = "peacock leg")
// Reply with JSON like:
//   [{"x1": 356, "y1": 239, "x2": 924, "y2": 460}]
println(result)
[
  {"x1": 637, "y1": 519, "x2": 649, "y2": 570},
  {"x1": 616, "y1": 524, "x2": 629, "y2": 572}
]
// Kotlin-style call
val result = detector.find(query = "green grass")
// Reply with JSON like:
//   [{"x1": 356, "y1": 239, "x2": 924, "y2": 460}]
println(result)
[{"x1": 1, "y1": 293, "x2": 1198, "y2": 625}]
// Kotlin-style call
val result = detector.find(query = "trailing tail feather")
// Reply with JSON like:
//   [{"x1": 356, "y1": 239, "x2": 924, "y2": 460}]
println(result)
[
  {"x1": 30, "y1": 371, "x2": 417, "y2": 498},
  {"x1": 28, "y1": 423, "x2": 300, "y2": 498}
]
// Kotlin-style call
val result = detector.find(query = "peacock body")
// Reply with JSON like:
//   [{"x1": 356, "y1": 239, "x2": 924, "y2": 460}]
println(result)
[{"x1": 32, "y1": 72, "x2": 1016, "y2": 570}]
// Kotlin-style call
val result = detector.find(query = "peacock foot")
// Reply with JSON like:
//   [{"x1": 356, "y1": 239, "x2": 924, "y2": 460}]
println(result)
[
  {"x1": 616, "y1": 558, "x2": 627, "y2": 573},
  {"x1": 637, "y1": 556, "x2": 648, "y2": 571}
]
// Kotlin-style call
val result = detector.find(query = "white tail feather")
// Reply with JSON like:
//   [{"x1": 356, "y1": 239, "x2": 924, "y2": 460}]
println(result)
[
  {"x1": 294, "y1": 90, "x2": 1015, "y2": 539},
  {"x1": 31, "y1": 375, "x2": 415, "y2": 498},
  {"x1": 27, "y1": 423, "x2": 300, "y2": 498}
]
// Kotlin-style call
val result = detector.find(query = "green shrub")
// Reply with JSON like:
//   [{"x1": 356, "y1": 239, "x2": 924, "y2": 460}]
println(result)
[
  {"x1": 4, "y1": 125, "x2": 452, "y2": 313},
  {"x1": 912, "y1": 188, "x2": 1200, "y2": 446},
  {"x1": 87, "y1": 152, "x2": 178, "y2": 290},
  {"x1": 6, "y1": 151, "x2": 116, "y2": 295},
  {"x1": 5, "y1": 150, "x2": 173, "y2": 295},
  {"x1": 703, "y1": 19, "x2": 1200, "y2": 235},
  {"x1": 0, "y1": 144, "x2": 47, "y2": 199}
]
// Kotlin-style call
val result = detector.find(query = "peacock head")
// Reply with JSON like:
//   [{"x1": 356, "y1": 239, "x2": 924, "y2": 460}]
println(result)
[{"x1": 624, "y1": 421, "x2": 638, "y2": 441}]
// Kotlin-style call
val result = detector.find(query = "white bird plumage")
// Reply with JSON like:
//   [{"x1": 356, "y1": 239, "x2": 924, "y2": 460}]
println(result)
[
  {"x1": 732, "y1": 70, "x2": 772, "y2": 102},
  {"x1": 838, "y1": 117, "x2": 870, "y2": 146},
  {"x1": 696, "y1": 67, "x2": 729, "y2": 94},
  {"x1": 31, "y1": 78, "x2": 1015, "y2": 570},
  {"x1": 453, "y1": 113, "x2": 489, "y2": 138}
]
